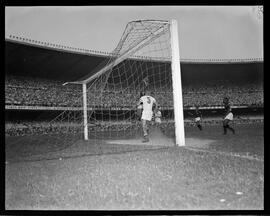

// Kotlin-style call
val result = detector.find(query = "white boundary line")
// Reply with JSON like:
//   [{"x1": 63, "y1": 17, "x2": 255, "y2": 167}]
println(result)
[{"x1": 183, "y1": 146, "x2": 264, "y2": 162}]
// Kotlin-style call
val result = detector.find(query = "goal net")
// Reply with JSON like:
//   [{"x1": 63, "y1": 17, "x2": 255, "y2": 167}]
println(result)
[{"x1": 6, "y1": 20, "x2": 185, "y2": 160}]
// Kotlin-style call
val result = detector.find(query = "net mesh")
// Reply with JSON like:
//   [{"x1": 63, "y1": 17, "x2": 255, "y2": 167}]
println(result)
[{"x1": 6, "y1": 20, "x2": 177, "y2": 161}]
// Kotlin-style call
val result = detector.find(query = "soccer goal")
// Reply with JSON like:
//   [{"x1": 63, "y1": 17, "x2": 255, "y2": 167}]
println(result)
[{"x1": 53, "y1": 19, "x2": 185, "y2": 146}]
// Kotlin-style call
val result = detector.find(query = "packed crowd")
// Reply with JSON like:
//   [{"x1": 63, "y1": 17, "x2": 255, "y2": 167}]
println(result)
[
  {"x1": 5, "y1": 76, "x2": 80, "y2": 107},
  {"x1": 5, "y1": 75, "x2": 263, "y2": 108}
]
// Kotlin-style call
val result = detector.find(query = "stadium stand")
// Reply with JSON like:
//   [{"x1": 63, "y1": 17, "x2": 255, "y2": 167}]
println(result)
[
  {"x1": 5, "y1": 75, "x2": 263, "y2": 108},
  {"x1": 5, "y1": 39, "x2": 264, "y2": 137}
]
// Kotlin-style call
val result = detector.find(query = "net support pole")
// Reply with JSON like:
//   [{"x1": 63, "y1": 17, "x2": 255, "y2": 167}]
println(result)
[
  {"x1": 82, "y1": 83, "x2": 88, "y2": 140},
  {"x1": 170, "y1": 19, "x2": 185, "y2": 146}
]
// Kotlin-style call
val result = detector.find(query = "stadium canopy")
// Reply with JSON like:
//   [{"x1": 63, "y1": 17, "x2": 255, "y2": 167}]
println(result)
[
  {"x1": 5, "y1": 38, "x2": 109, "y2": 81},
  {"x1": 5, "y1": 37, "x2": 263, "y2": 84}
]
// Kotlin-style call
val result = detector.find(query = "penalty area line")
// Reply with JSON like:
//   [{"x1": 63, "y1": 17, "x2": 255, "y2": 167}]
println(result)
[{"x1": 183, "y1": 146, "x2": 263, "y2": 162}]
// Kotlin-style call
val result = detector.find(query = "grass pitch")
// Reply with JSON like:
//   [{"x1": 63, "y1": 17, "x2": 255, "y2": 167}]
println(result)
[{"x1": 5, "y1": 123, "x2": 263, "y2": 210}]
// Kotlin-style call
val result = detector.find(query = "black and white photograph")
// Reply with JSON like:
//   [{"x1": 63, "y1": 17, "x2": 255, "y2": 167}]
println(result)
[{"x1": 5, "y1": 5, "x2": 263, "y2": 210}]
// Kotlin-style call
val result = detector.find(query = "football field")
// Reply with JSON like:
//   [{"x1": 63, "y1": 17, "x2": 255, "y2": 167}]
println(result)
[
  {"x1": 5, "y1": 122, "x2": 263, "y2": 209},
  {"x1": 184, "y1": 122, "x2": 263, "y2": 160}
]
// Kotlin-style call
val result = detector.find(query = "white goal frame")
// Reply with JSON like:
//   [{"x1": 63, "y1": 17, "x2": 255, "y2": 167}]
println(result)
[
  {"x1": 64, "y1": 19, "x2": 185, "y2": 146},
  {"x1": 170, "y1": 19, "x2": 185, "y2": 146}
]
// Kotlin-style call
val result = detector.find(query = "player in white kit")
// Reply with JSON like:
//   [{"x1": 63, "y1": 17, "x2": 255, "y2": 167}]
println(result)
[{"x1": 137, "y1": 90, "x2": 157, "y2": 142}]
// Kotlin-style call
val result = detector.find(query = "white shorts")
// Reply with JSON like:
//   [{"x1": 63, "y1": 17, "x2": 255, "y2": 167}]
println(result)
[
  {"x1": 195, "y1": 117, "x2": 201, "y2": 122},
  {"x1": 225, "y1": 112, "x2": 233, "y2": 121},
  {"x1": 155, "y1": 117, "x2": 161, "y2": 123},
  {"x1": 141, "y1": 111, "x2": 153, "y2": 121}
]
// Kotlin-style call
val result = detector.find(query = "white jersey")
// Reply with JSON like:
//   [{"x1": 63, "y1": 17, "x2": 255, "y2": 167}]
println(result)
[
  {"x1": 139, "y1": 95, "x2": 156, "y2": 112},
  {"x1": 225, "y1": 112, "x2": 233, "y2": 121},
  {"x1": 139, "y1": 95, "x2": 156, "y2": 121}
]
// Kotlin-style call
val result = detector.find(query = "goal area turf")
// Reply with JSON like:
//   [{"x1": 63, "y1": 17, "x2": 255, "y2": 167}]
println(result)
[
  {"x1": 5, "y1": 122, "x2": 263, "y2": 163},
  {"x1": 5, "y1": 122, "x2": 264, "y2": 210}
]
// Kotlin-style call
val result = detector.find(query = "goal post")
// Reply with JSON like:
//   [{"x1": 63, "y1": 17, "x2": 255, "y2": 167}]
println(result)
[
  {"x1": 59, "y1": 19, "x2": 186, "y2": 146},
  {"x1": 78, "y1": 19, "x2": 186, "y2": 146},
  {"x1": 170, "y1": 19, "x2": 185, "y2": 146}
]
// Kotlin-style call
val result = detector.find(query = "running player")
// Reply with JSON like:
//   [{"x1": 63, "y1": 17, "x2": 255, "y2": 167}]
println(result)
[
  {"x1": 137, "y1": 90, "x2": 157, "y2": 142},
  {"x1": 223, "y1": 97, "x2": 235, "y2": 135},
  {"x1": 188, "y1": 105, "x2": 203, "y2": 131},
  {"x1": 194, "y1": 106, "x2": 203, "y2": 130}
]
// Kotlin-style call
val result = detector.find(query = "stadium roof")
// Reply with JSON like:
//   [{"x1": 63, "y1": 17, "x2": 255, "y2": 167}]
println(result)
[
  {"x1": 5, "y1": 37, "x2": 264, "y2": 83},
  {"x1": 5, "y1": 38, "x2": 109, "y2": 82}
]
